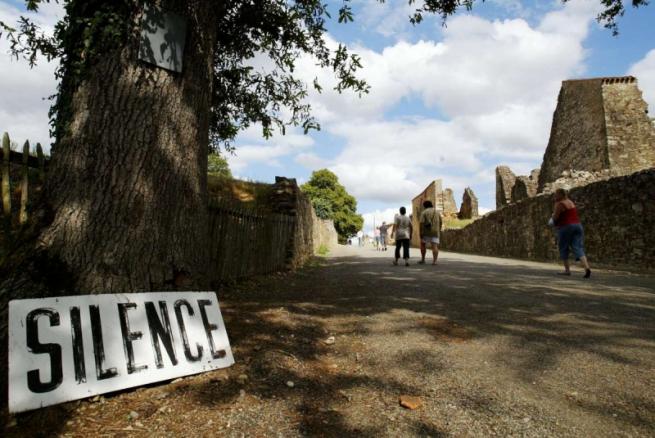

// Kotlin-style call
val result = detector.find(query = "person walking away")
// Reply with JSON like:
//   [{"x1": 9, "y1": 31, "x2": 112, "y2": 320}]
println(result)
[
  {"x1": 418, "y1": 200, "x2": 442, "y2": 265},
  {"x1": 391, "y1": 207, "x2": 412, "y2": 266},
  {"x1": 550, "y1": 188, "x2": 591, "y2": 278},
  {"x1": 378, "y1": 222, "x2": 390, "y2": 251},
  {"x1": 373, "y1": 227, "x2": 381, "y2": 250}
]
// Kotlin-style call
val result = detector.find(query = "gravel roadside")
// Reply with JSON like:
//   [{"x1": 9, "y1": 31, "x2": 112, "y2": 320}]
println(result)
[{"x1": 5, "y1": 246, "x2": 655, "y2": 437}]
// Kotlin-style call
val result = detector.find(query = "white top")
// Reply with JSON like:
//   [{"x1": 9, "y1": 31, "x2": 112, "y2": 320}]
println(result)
[{"x1": 394, "y1": 214, "x2": 411, "y2": 240}]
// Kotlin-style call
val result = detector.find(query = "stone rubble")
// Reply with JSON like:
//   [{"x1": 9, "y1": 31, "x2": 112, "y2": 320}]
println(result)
[{"x1": 458, "y1": 187, "x2": 479, "y2": 219}]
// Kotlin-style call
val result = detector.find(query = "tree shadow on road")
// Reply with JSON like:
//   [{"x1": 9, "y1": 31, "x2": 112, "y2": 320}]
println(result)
[
  {"x1": 202, "y1": 253, "x2": 655, "y2": 435},
  {"x1": 6, "y1": 253, "x2": 655, "y2": 436}
]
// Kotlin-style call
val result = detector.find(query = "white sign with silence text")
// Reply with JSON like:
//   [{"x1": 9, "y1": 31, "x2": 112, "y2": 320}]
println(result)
[{"x1": 9, "y1": 292, "x2": 234, "y2": 413}]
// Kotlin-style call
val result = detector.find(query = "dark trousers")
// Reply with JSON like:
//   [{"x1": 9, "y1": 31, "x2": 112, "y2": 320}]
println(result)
[{"x1": 395, "y1": 239, "x2": 410, "y2": 260}]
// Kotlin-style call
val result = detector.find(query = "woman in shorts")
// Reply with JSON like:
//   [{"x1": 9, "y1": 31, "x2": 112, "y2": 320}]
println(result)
[
  {"x1": 418, "y1": 200, "x2": 441, "y2": 265},
  {"x1": 551, "y1": 188, "x2": 591, "y2": 278}
]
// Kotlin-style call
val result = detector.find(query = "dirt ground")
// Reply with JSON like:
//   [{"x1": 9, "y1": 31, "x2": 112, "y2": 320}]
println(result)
[{"x1": 4, "y1": 245, "x2": 655, "y2": 437}]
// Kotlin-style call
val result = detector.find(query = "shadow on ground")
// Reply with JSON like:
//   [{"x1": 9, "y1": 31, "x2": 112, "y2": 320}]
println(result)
[{"x1": 6, "y1": 252, "x2": 655, "y2": 436}]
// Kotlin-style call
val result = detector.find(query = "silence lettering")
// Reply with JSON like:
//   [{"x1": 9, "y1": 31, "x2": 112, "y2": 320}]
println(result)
[{"x1": 9, "y1": 292, "x2": 234, "y2": 413}]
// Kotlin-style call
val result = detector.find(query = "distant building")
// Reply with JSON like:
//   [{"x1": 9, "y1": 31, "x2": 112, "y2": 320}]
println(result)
[
  {"x1": 410, "y1": 180, "x2": 458, "y2": 247},
  {"x1": 496, "y1": 76, "x2": 655, "y2": 208}
]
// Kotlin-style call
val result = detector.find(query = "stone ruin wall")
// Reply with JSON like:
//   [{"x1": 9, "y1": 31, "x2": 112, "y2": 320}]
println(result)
[
  {"x1": 602, "y1": 77, "x2": 655, "y2": 174},
  {"x1": 497, "y1": 76, "x2": 655, "y2": 209},
  {"x1": 511, "y1": 169, "x2": 540, "y2": 203},
  {"x1": 537, "y1": 76, "x2": 655, "y2": 193},
  {"x1": 442, "y1": 76, "x2": 655, "y2": 271},
  {"x1": 495, "y1": 166, "x2": 516, "y2": 209},
  {"x1": 442, "y1": 169, "x2": 655, "y2": 272},
  {"x1": 269, "y1": 177, "x2": 338, "y2": 268},
  {"x1": 312, "y1": 210, "x2": 339, "y2": 253},
  {"x1": 207, "y1": 177, "x2": 337, "y2": 285},
  {"x1": 442, "y1": 189, "x2": 457, "y2": 216},
  {"x1": 458, "y1": 187, "x2": 479, "y2": 220},
  {"x1": 411, "y1": 180, "x2": 442, "y2": 248},
  {"x1": 410, "y1": 180, "x2": 479, "y2": 247},
  {"x1": 537, "y1": 78, "x2": 610, "y2": 191}
]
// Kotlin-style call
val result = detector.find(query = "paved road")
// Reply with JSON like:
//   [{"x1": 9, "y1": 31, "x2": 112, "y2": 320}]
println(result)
[
  {"x1": 224, "y1": 246, "x2": 655, "y2": 437},
  {"x1": 8, "y1": 247, "x2": 655, "y2": 437}
]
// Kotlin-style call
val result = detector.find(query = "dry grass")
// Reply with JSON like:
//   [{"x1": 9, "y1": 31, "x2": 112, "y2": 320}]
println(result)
[
  {"x1": 443, "y1": 217, "x2": 476, "y2": 230},
  {"x1": 207, "y1": 174, "x2": 274, "y2": 210}
]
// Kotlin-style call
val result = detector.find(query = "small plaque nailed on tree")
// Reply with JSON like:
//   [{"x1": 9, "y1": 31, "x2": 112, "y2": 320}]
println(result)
[{"x1": 138, "y1": 4, "x2": 188, "y2": 73}]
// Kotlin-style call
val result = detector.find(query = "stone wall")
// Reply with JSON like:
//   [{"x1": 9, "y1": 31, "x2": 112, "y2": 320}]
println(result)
[
  {"x1": 511, "y1": 169, "x2": 540, "y2": 203},
  {"x1": 208, "y1": 177, "x2": 336, "y2": 284},
  {"x1": 442, "y1": 169, "x2": 655, "y2": 272},
  {"x1": 538, "y1": 76, "x2": 655, "y2": 191},
  {"x1": 541, "y1": 169, "x2": 614, "y2": 194},
  {"x1": 271, "y1": 177, "x2": 316, "y2": 269},
  {"x1": 496, "y1": 166, "x2": 516, "y2": 209},
  {"x1": 602, "y1": 78, "x2": 655, "y2": 173},
  {"x1": 538, "y1": 78, "x2": 610, "y2": 190},
  {"x1": 312, "y1": 209, "x2": 339, "y2": 253},
  {"x1": 458, "y1": 187, "x2": 479, "y2": 219},
  {"x1": 442, "y1": 189, "x2": 457, "y2": 216}
]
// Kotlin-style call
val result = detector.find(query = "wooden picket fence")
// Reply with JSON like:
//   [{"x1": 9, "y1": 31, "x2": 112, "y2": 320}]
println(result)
[
  {"x1": 207, "y1": 198, "x2": 295, "y2": 283},
  {"x1": 1, "y1": 132, "x2": 47, "y2": 244},
  {"x1": 1, "y1": 130, "x2": 296, "y2": 282}
]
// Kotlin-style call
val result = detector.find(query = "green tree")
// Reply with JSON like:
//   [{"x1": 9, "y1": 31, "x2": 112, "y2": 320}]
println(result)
[
  {"x1": 0, "y1": 0, "x2": 646, "y2": 293},
  {"x1": 208, "y1": 153, "x2": 232, "y2": 178},
  {"x1": 0, "y1": 1, "x2": 371, "y2": 294},
  {"x1": 312, "y1": 197, "x2": 334, "y2": 220},
  {"x1": 301, "y1": 169, "x2": 363, "y2": 241}
]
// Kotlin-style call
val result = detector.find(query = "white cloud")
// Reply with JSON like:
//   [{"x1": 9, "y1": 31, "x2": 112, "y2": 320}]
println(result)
[
  {"x1": 331, "y1": 161, "x2": 423, "y2": 203},
  {"x1": 0, "y1": 2, "x2": 63, "y2": 151},
  {"x1": 629, "y1": 49, "x2": 655, "y2": 113},
  {"x1": 0, "y1": 0, "x2": 607, "y2": 214},
  {"x1": 227, "y1": 126, "x2": 314, "y2": 172},
  {"x1": 294, "y1": 152, "x2": 328, "y2": 169},
  {"x1": 285, "y1": 0, "x2": 600, "y2": 207},
  {"x1": 356, "y1": 0, "x2": 420, "y2": 40},
  {"x1": 361, "y1": 207, "x2": 408, "y2": 235}
]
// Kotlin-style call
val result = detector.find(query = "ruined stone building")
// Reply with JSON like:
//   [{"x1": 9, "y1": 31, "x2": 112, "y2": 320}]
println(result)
[
  {"x1": 496, "y1": 76, "x2": 655, "y2": 209},
  {"x1": 410, "y1": 180, "x2": 455, "y2": 247},
  {"x1": 410, "y1": 180, "x2": 479, "y2": 247},
  {"x1": 538, "y1": 76, "x2": 655, "y2": 191},
  {"x1": 458, "y1": 187, "x2": 479, "y2": 219},
  {"x1": 495, "y1": 166, "x2": 516, "y2": 209},
  {"x1": 511, "y1": 169, "x2": 540, "y2": 204}
]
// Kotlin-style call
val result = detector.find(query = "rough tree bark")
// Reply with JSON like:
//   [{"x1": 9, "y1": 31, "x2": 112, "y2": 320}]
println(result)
[
  {"x1": 40, "y1": 0, "x2": 217, "y2": 293},
  {"x1": 0, "y1": 0, "x2": 217, "y2": 407}
]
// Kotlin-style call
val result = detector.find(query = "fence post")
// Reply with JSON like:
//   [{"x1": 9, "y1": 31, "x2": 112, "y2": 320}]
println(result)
[
  {"x1": 19, "y1": 140, "x2": 29, "y2": 225},
  {"x1": 2, "y1": 132, "x2": 11, "y2": 231},
  {"x1": 36, "y1": 142, "x2": 45, "y2": 183}
]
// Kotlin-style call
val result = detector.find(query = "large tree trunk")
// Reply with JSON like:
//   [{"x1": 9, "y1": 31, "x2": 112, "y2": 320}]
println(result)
[
  {"x1": 0, "y1": 0, "x2": 218, "y2": 409},
  {"x1": 39, "y1": 0, "x2": 217, "y2": 293}
]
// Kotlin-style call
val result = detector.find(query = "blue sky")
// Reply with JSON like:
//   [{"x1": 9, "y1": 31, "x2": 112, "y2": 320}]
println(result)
[
  {"x1": 225, "y1": 0, "x2": 655, "y2": 231},
  {"x1": 1, "y1": 0, "x2": 654, "y2": 232}
]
